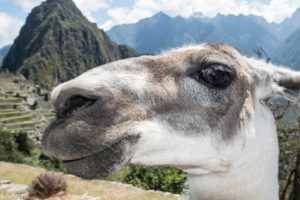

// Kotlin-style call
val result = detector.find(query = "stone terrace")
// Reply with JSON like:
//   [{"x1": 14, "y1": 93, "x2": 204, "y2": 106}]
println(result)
[{"x1": 0, "y1": 69, "x2": 54, "y2": 141}]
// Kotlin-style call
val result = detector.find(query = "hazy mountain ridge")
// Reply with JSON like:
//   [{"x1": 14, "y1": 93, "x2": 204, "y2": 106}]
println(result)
[
  {"x1": 1, "y1": 0, "x2": 138, "y2": 88},
  {"x1": 270, "y1": 8, "x2": 300, "y2": 40},
  {"x1": 108, "y1": 12, "x2": 242, "y2": 54},
  {"x1": 273, "y1": 26, "x2": 300, "y2": 70},
  {"x1": 107, "y1": 9, "x2": 300, "y2": 70},
  {"x1": 195, "y1": 13, "x2": 278, "y2": 54}
]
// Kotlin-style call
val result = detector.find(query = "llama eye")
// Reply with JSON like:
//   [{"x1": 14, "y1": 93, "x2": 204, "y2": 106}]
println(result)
[{"x1": 194, "y1": 65, "x2": 233, "y2": 89}]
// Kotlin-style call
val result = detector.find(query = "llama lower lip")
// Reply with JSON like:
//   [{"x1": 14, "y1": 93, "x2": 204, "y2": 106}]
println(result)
[
  {"x1": 63, "y1": 144, "x2": 123, "y2": 179},
  {"x1": 62, "y1": 135, "x2": 139, "y2": 179},
  {"x1": 63, "y1": 147, "x2": 123, "y2": 179}
]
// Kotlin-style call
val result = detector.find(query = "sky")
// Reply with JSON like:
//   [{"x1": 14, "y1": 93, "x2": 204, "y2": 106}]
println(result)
[{"x1": 0, "y1": 0, "x2": 300, "y2": 47}]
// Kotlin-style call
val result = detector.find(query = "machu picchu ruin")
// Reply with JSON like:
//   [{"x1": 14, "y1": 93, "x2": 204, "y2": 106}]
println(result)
[{"x1": 0, "y1": 69, "x2": 54, "y2": 141}]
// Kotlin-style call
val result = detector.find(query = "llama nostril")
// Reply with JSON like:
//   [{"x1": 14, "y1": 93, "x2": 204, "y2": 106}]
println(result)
[{"x1": 56, "y1": 95, "x2": 97, "y2": 118}]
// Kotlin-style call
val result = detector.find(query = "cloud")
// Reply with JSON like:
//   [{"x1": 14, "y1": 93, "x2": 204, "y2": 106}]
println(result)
[
  {"x1": 0, "y1": 12, "x2": 24, "y2": 46},
  {"x1": 10, "y1": 0, "x2": 300, "y2": 33},
  {"x1": 13, "y1": 0, "x2": 108, "y2": 22},
  {"x1": 100, "y1": 1, "x2": 158, "y2": 30},
  {"x1": 248, "y1": 0, "x2": 300, "y2": 22},
  {"x1": 100, "y1": 0, "x2": 300, "y2": 30},
  {"x1": 106, "y1": 7, "x2": 153, "y2": 26},
  {"x1": 73, "y1": 0, "x2": 109, "y2": 22},
  {"x1": 13, "y1": 0, "x2": 44, "y2": 12}
]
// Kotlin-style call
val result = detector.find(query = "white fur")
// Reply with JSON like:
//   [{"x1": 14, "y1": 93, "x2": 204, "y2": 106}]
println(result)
[
  {"x1": 161, "y1": 44, "x2": 206, "y2": 54},
  {"x1": 129, "y1": 100, "x2": 278, "y2": 200},
  {"x1": 188, "y1": 101, "x2": 278, "y2": 200},
  {"x1": 51, "y1": 60, "x2": 148, "y2": 104},
  {"x1": 49, "y1": 44, "x2": 299, "y2": 200}
]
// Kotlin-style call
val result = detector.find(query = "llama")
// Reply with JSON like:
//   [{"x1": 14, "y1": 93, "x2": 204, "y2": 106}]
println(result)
[{"x1": 42, "y1": 43, "x2": 300, "y2": 200}]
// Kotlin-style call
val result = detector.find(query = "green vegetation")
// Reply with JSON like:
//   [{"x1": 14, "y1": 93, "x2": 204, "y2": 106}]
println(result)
[
  {"x1": 277, "y1": 119, "x2": 300, "y2": 200},
  {"x1": 0, "y1": 97, "x2": 20, "y2": 100},
  {"x1": 0, "y1": 102, "x2": 24, "y2": 106},
  {"x1": 6, "y1": 121, "x2": 35, "y2": 127},
  {"x1": 0, "y1": 109, "x2": 15, "y2": 112},
  {"x1": 0, "y1": 113, "x2": 33, "y2": 122},
  {"x1": 109, "y1": 166, "x2": 187, "y2": 194},
  {"x1": 0, "y1": 130, "x2": 64, "y2": 171},
  {"x1": 0, "y1": 111, "x2": 32, "y2": 117}
]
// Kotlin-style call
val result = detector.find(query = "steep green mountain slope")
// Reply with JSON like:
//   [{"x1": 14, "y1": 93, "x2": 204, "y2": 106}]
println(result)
[
  {"x1": 272, "y1": 27, "x2": 300, "y2": 70},
  {"x1": 1, "y1": 0, "x2": 138, "y2": 88}
]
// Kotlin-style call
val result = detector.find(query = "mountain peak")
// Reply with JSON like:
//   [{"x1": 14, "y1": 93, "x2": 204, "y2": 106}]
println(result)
[
  {"x1": 1, "y1": 0, "x2": 138, "y2": 87},
  {"x1": 291, "y1": 7, "x2": 300, "y2": 18},
  {"x1": 152, "y1": 11, "x2": 170, "y2": 19},
  {"x1": 192, "y1": 12, "x2": 205, "y2": 18}
]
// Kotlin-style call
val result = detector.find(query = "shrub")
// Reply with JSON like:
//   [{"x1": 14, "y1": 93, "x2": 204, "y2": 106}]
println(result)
[
  {"x1": 0, "y1": 130, "x2": 24, "y2": 163},
  {"x1": 277, "y1": 119, "x2": 300, "y2": 200},
  {"x1": 109, "y1": 166, "x2": 187, "y2": 194},
  {"x1": 0, "y1": 130, "x2": 64, "y2": 171}
]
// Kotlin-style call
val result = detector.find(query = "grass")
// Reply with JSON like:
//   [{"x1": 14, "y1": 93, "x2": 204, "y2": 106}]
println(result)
[
  {"x1": 0, "y1": 162, "x2": 182, "y2": 200},
  {"x1": 0, "y1": 103, "x2": 24, "y2": 106},
  {"x1": 0, "y1": 109, "x2": 17, "y2": 113},
  {"x1": 0, "y1": 113, "x2": 33, "y2": 122},
  {"x1": 0, "y1": 111, "x2": 31, "y2": 115},
  {"x1": 0, "y1": 103, "x2": 25, "y2": 110},
  {"x1": 6, "y1": 120, "x2": 35, "y2": 127},
  {"x1": 47, "y1": 116, "x2": 55, "y2": 120},
  {"x1": 0, "y1": 97, "x2": 21, "y2": 101}
]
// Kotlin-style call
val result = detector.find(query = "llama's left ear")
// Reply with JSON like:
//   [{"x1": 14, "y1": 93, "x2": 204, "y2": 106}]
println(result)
[{"x1": 273, "y1": 71, "x2": 300, "y2": 101}]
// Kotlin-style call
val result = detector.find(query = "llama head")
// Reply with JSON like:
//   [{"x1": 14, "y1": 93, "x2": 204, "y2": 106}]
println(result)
[{"x1": 42, "y1": 43, "x2": 300, "y2": 179}]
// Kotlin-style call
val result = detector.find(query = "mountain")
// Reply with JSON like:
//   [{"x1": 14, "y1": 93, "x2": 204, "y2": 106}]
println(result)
[
  {"x1": 0, "y1": 45, "x2": 11, "y2": 66},
  {"x1": 248, "y1": 8, "x2": 300, "y2": 41},
  {"x1": 107, "y1": 12, "x2": 279, "y2": 55},
  {"x1": 196, "y1": 14, "x2": 278, "y2": 54},
  {"x1": 272, "y1": 27, "x2": 300, "y2": 70},
  {"x1": 108, "y1": 12, "x2": 241, "y2": 54},
  {"x1": 271, "y1": 8, "x2": 300, "y2": 40},
  {"x1": 1, "y1": 0, "x2": 138, "y2": 88}
]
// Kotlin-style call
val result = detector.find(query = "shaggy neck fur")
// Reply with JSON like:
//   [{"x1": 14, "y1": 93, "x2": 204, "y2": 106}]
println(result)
[{"x1": 188, "y1": 101, "x2": 278, "y2": 200}]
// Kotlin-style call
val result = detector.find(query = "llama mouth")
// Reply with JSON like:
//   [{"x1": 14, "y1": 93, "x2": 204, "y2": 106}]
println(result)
[{"x1": 62, "y1": 135, "x2": 139, "y2": 179}]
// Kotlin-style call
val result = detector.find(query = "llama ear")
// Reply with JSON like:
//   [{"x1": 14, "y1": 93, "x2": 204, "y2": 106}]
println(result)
[{"x1": 273, "y1": 72, "x2": 300, "y2": 101}]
